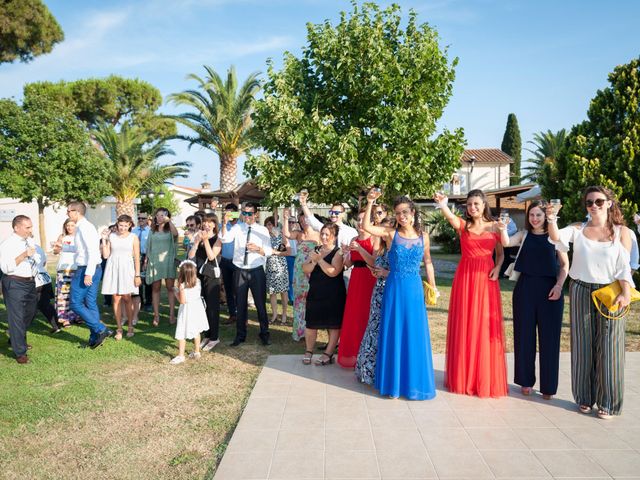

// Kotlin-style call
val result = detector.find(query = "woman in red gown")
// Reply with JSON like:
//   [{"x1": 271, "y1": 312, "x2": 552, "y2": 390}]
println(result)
[
  {"x1": 338, "y1": 210, "x2": 377, "y2": 368},
  {"x1": 434, "y1": 190, "x2": 508, "y2": 397}
]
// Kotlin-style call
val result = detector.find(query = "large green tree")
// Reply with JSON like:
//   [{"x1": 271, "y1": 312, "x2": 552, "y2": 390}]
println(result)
[
  {"x1": 0, "y1": 0, "x2": 64, "y2": 64},
  {"x1": 24, "y1": 76, "x2": 176, "y2": 140},
  {"x1": 92, "y1": 123, "x2": 191, "y2": 217},
  {"x1": 167, "y1": 65, "x2": 260, "y2": 192},
  {"x1": 522, "y1": 129, "x2": 567, "y2": 183},
  {"x1": 245, "y1": 2, "x2": 465, "y2": 205},
  {"x1": 539, "y1": 57, "x2": 640, "y2": 223},
  {"x1": 501, "y1": 113, "x2": 522, "y2": 185},
  {"x1": 0, "y1": 96, "x2": 110, "y2": 245}
]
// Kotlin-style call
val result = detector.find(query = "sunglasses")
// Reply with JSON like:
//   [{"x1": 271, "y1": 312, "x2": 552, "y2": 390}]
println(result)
[
  {"x1": 138, "y1": 217, "x2": 147, "y2": 220},
  {"x1": 241, "y1": 211, "x2": 255, "y2": 216},
  {"x1": 374, "y1": 211, "x2": 384, "y2": 216},
  {"x1": 186, "y1": 223, "x2": 196, "y2": 228},
  {"x1": 328, "y1": 210, "x2": 343, "y2": 216},
  {"x1": 586, "y1": 198, "x2": 607, "y2": 208}
]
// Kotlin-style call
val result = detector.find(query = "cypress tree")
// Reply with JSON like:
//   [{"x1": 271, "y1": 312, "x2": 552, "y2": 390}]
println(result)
[{"x1": 501, "y1": 113, "x2": 522, "y2": 185}]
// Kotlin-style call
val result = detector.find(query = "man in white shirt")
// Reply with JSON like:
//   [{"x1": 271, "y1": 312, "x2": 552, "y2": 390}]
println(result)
[
  {"x1": 299, "y1": 192, "x2": 357, "y2": 247},
  {"x1": 66, "y1": 201, "x2": 112, "y2": 348},
  {"x1": 0, "y1": 215, "x2": 39, "y2": 363},
  {"x1": 221, "y1": 202, "x2": 273, "y2": 346}
]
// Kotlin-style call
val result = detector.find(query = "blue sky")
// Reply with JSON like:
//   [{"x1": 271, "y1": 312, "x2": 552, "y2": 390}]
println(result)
[{"x1": 1, "y1": 0, "x2": 638, "y2": 189}]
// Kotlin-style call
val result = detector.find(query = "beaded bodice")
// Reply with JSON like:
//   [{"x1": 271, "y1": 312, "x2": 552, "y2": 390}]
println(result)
[{"x1": 388, "y1": 232, "x2": 423, "y2": 277}]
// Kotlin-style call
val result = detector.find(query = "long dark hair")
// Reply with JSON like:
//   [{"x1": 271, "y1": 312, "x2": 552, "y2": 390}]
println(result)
[
  {"x1": 583, "y1": 185, "x2": 626, "y2": 240},
  {"x1": 393, "y1": 195, "x2": 422, "y2": 235},
  {"x1": 524, "y1": 200, "x2": 548, "y2": 233},
  {"x1": 464, "y1": 189, "x2": 493, "y2": 231},
  {"x1": 151, "y1": 208, "x2": 171, "y2": 233}
]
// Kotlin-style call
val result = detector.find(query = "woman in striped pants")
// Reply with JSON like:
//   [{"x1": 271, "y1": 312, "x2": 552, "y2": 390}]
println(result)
[{"x1": 548, "y1": 186, "x2": 634, "y2": 419}]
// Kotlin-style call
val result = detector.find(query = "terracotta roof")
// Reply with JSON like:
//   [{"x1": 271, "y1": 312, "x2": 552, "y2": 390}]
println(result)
[{"x1": 462, "y1": 149, "x2": 513, "y2": 164}]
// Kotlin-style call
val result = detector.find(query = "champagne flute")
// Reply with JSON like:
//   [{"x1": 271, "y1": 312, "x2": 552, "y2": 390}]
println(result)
[
  {"x1": 434, "y1": 191, "x2": 446, "y2": 210},
  {"x1": 499, "y1": 210, "x2": 510, "y2": 224},
  {"x1": 550, "y1": 199, "x2": 561, "y2": 218}
]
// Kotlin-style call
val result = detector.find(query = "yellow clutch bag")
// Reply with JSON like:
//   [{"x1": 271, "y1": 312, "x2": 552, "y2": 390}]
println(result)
[
  {"x1": 591, "y1": 280, "x2": 640, "y2": 319},
  {"x1": 422, "y1": 281, "x2": 438, "y2": 306}
]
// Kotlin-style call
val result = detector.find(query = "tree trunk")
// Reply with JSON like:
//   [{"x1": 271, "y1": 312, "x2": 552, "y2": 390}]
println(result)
[
  {"x1": 116, "y1": 199, "x2": 136, "y2": 218},
  {"x1": 37, "y1": 200, "x2": 46, "y2": 247},
  {"x1": 220, "y1": 153, "x2": 238, "y2": 192}
]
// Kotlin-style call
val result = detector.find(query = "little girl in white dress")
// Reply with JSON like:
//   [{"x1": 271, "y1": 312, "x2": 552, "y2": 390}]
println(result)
[{"x1": 170, "y1": 260, "x2": 209, "y2": 364}]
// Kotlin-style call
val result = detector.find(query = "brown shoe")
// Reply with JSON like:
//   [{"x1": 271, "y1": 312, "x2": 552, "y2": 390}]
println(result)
[{"x1": 16, "y1": 355, "x2": 29, "y2": 364}]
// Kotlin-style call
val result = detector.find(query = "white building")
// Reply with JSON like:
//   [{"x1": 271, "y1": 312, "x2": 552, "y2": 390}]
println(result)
[{"x1": 445, "y1": 148, "x2": 513, "y2": 194}]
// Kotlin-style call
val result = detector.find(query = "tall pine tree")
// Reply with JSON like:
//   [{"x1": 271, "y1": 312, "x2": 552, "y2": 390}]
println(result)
[{"x1": 501, "y1": 113, "x2": 522, "y2": 185}]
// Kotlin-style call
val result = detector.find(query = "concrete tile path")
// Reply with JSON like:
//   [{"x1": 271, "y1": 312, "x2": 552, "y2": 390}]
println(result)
[{"x1": 214, "y1": 352, "x2": 640, "y2": 480}]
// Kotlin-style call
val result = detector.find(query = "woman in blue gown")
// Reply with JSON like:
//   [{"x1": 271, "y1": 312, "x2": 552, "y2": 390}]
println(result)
[{"x1": 362, "y1": 191, "x2": 437, "y2": 400}]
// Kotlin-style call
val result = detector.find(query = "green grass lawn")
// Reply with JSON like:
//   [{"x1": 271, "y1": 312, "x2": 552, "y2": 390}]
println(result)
[{"x1": 0, "y1": 253, "x2": 638, "y2": 479}]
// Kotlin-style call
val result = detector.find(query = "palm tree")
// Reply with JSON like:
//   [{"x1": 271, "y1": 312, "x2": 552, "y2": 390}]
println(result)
[
  {"x1": 93, "y1": 123, "x2": 191, "y2": 217},
  {"x1": 167, "y1": 65, "x2": 260, "y2": 192},
  {"x1": 522, "y1": 129, "x2": 567, "y2": 183}
]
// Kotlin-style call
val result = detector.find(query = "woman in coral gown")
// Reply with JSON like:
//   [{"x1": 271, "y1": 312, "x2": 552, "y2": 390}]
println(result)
[
  {"x1": 338, "y1": 210, "x2": 377, "y2": 368},
  {"x1": 434, "y1": 189, "x2": 508, "y2": 398}
]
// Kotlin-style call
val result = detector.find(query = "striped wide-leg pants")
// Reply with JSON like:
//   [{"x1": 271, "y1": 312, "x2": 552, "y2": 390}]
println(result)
[{"x1": 569, "y1": 279, "x2": 626, "y2": 415}]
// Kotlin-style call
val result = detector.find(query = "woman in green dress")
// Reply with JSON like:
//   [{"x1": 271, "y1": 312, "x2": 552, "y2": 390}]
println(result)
[{"x1": 144, "y1": 208, "x2": 179, "y2": 326}]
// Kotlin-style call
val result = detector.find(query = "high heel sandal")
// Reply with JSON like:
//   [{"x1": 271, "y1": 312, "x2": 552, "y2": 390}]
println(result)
[
  {"x1": 315, "y1": 352, "x2": 334, "y2": 366},
  {"x1": 521, "y1": 387, "x2": 532, "y2": 396},
  {"x1": 152, "y1": 317, "x2": 159, "y2": 327},
  {"x1": 302, "y1": 350, "x2": 313, "y2": 365}
]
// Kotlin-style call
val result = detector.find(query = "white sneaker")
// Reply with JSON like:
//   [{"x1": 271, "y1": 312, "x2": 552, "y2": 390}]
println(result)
[
  {"x1": 188, "y1": 351, "x2": 201, "y2": 360},
  {"x1": 169, "y1": 355, "x2": 185, "y2": 365},
  {"x1": 202, "y1": 339, "x2": 220, "y2": 352},
  {"x1": 199, "y1": 338, "x2": 210, "y2": 349}
]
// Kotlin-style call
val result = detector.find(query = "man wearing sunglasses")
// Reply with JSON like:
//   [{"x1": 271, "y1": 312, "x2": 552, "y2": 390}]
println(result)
[
  {"x1": 299, "y1": 192, "x2": 357, "y2": 248},
  {"x1": 132, "y1": 213, "x2": 152, "y2": 311},
  {"x1": 220, "y1": 203, "x2": 239, "y2": 324},
  {"x1": 221, "y1": 202, "x2": 273, "y2": 346}
]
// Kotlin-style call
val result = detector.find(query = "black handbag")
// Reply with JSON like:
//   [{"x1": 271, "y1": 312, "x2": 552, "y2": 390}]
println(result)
[{"x1": 199, "y1": 257, "x2": 221, "y2": 279}]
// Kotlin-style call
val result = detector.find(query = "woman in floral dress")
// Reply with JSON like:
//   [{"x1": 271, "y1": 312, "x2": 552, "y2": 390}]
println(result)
[
  {"x1": 283, "y1": 207, "x2": 319, "y2": 341},
  {"x1": 265, "y1": 216, "x2": 291, "y2": 324},
  {"x1": 52, "y1": 219, "x2": 80, "y2": 326},
  {"x1": 355, "y1": 220, "x2": 391, "y2": 385}
]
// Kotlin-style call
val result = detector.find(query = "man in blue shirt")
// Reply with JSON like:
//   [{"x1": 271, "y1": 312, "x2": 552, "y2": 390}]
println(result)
[
  {"x1": 220, "y1": 203, "x2": 239, "y2": 324},
  {"x1": 132, "y1": 213, "x2": 152, "y2": 311}
]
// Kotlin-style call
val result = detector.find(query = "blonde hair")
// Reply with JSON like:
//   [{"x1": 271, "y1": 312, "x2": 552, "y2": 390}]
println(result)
[{"x1": 177, "y1": 261, "x2": 198, "y2": 288}]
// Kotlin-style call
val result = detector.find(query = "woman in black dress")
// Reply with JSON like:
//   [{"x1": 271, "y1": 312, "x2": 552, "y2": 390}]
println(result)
[
  {"x1": 302, "y1": 223, "x2": 346, "y2": 365},
  {"x1": 188, "y1": 213, "x2": 223, "y2": 351}
]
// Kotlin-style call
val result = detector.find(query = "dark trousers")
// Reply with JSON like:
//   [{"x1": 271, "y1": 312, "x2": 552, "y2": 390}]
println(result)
[
  {"x1": 220, "y1": 257, "x2": 237, "y2": 316},
  {"x1": 139, "y1": 254, "x2": 152, "y2": 305},
  {"x1": 234, "y1": 266, "x2": 269, "y2": 342},
  {"x1": 34, "y1": 283, "x2": 58, "y2": 330},
  {"x1": 2, "y1": 276, "x2": 37, "y2": 357},
  {"x1": 513, "y1": 274, "x2": 564, "y2": 395},
  {"x1": 201, "y1": 276, "x2": 221, "y2": 341}
]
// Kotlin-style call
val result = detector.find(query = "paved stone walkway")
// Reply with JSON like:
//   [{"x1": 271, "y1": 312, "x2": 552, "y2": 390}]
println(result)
[{"x1": 214, "y1": 353, "x2": 640, "y2": 480}]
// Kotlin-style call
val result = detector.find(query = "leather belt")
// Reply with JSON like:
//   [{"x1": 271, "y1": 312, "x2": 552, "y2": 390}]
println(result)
[
  {"x1": 6, "y1": 275, "x2": 34, "y2": 282},
  {"x1": 352, "y1": 260, "x2": 368, "y2": 268}
]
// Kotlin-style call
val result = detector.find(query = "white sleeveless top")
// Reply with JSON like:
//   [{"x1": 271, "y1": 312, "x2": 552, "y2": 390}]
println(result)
[{"x1": 551, "y1": 224, "x2": 634, "y2": 285}]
